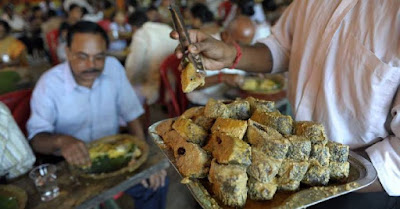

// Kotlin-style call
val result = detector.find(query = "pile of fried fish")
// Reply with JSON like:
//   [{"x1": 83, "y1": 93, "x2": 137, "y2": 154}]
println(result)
[{"x1": 156, "y1": 97, "x2": 350, "y2": 207}]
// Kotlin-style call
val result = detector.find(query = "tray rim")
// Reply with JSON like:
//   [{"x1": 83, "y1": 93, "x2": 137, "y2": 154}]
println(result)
[{"x1": 148, "y1": 119, "x2": 377, "y2": 209}]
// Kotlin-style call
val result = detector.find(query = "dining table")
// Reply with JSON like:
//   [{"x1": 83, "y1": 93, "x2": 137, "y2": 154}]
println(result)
[{"x1": 7, "y1": 140, "x2": 169, "y2": 209}]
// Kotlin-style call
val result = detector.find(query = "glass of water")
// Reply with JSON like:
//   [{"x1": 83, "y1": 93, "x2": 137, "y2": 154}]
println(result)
[{"x1": 29, "y1": 164, "x2": 60, "y2": 201}]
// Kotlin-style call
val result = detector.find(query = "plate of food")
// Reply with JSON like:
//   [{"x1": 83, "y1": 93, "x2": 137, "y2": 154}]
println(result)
[
  {"x1": 0, "y1": 185, "x2": 27, "y2": 209},
  {"x1": 70, "y1": 134, "x2": 149, "y2": 179},
  {"x1": 238, "y1": 74, "x2": 286, "y2": 101},
  {"x1": 149, "y1": 97, "x2": 377, "y2": 209}
]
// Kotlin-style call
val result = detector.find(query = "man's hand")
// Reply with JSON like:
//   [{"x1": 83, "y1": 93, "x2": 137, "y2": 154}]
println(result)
[
  {"x1": 170, "y1": 29, "x2": 237, "y2": 71},
  {"x1": 222, "y1": 73, "x2": 244, "y2": 87},
  {"x1": 141, "y1": 169, "x2": 167, "y2": 191},
  {"x1": 57, "y1": 135, "x2": 91, "y2": 166}
]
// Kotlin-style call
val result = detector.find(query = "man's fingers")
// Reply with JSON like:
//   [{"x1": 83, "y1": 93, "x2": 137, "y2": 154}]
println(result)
[
  {"x1": 170, "y1": 30, "x2": 179, "y2": 39},
  {"x1": 160, "y1": 174, "x2": 166, "y2": 187},
  {"x1": 188, "y1": 29, "x2": 208, "y2": 43},
  {"x1": 175, "y1": 44, "x2": 184, "y2": 59},
  {"x1": 189, "y1": 41, "x2": 211, "y2": 55},
  {"x1": 78, "y1": 143, "x2": 91, "y2": 165},
  {"x1": 149, "y1": 175, "x2": 156, "y2": 190},
  {"x1": 141, "y1": 179, "x2": 149, "y2": 188}
]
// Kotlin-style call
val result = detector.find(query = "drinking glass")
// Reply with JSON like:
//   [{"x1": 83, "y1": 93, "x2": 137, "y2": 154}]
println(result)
[{"x1": 29, "y1": 164, "x2": 60, "y2": 201}]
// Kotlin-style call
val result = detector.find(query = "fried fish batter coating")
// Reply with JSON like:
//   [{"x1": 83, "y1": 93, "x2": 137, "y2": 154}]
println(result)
[
  {"x1": 204, "y1": 98, "x2": 230, "y2": 119},
  {"x1": 225, "y1": 100, "x2": 251, "y2": 120},
  {"x1": 327, "y1": 141, "x2": 349, "y2": 163},
  {"x1": 173, "y1": 117, "x2": 208, "y2": 145},
  {"x1": 256, "y1": 137, "x2": 290, "y2": 160},
  {"x1": 302, "y1": 161, "x2": 330, "y2": 186},
  {"x1": 286, "y1": 135, "x2": 312, "y2": 162},
  {"x1": 211, "y1": 117, "x2": 248, "y2": 140},
  {"x1": 162, "y1": 130, "x2": 187, "y2": 153},
  {"x1": 155, "y1": 118, "x2": 175, "y2": 137},
  {"x1": 208, "y1": 159, "x2": 248, "y2": 207},
  {"x1": 250, "y1": 109, "x2": 293, "y2": 135},
  {"x1": 175, "y1": 141, "x2": 211, "y2": 178},
  {"x1": 247, "y1": 177, "x2": 278, "y2": 200},
  {"x1": 245, "y1": 97, "x2": 275, "y2": 114},
  {"x1": 247, "y1": 147, "x2": 283, "y2": 183},
  {"x1": 294, "y1": 121, "x2": 328, "y2": 145},
  {"x1": 205, "y1": 133, "x2": 251, "y2": 166},
  {"x1": 310, "y1": 143, "x2": 330, "y2": 166},
  {"x1": 277, "y1": 160, "x2": 309, "y2": 191},
  {"x1": 329, "y1": 161, "x2": 350, "y2": 181},
  {"x1": 181, "y1": 62, "x2": 205, "y2": 93},
  {"x1": 246, "y1": 119, "x2": 283, "y2": 146}
]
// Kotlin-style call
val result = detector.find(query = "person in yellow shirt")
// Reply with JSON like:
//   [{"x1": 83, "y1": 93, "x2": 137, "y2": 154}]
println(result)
[{"x1": 0, "y1": 20, "x2": 28, "y2": 68}]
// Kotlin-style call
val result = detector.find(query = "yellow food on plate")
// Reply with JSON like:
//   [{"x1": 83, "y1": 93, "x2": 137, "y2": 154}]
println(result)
[
  {"x1": 241, "y1": 78, "x2": 280, "y2": 92},
  {"x1": 181, "y1": 62, "x2": 205, "y2": 93}
]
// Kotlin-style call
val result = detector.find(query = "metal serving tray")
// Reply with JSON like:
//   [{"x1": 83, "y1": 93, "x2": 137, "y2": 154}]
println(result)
[{"x1": 149, "y1": 120, "x2": 377, "y2": 209}]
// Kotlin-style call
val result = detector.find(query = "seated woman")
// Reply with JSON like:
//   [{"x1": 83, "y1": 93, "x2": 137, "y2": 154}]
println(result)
[{"x1": 0, "y1": 20, "x2": 28, "y2": 69}]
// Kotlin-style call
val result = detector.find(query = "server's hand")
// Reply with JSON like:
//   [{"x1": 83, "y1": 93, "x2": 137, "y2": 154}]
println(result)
[{"x1": 171, "y1": 29, "x2": 237, "y2": 71}]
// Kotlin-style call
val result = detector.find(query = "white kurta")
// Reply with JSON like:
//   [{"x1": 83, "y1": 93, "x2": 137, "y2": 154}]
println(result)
[
  {"x1": 125, "y1": 22, "x2": 178, "y2": 105},
  {"x1": 258, "y1": 0, "x2": 400, "y2": 195}
]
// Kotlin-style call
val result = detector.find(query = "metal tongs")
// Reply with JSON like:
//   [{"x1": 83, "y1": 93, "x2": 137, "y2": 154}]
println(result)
[{"x1": 169, "y1": 4, "x2": 207, "y2": 76}]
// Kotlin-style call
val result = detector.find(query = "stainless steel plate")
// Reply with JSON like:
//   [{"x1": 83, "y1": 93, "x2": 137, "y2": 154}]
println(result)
[{"x1": 149, "y1": 120, "x2": 377, "y2": 209}]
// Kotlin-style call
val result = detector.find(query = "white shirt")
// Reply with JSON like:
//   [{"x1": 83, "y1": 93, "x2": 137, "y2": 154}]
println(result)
[
  {"x1": 125, "y1": 22, "x2": 178, "y2": 105},
  {"x1": 0, "y1": 102, "x2": 35, "y2": 179},
  {"x1": 27, "y1": 57, "x2": 144, "y2": 143},
  {"x1": 259, "y1": 0, "x2": 400, "y2": 195}
]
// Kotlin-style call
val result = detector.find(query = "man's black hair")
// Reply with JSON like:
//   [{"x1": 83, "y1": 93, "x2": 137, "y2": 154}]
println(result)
[
  {"x1": 32, "y1": 5, "x2": 42, "y2": 13},
  {"x1": 238, "y1": 0, "x2": 255, "y2": 17},
  {"x1": 67, "y1": 21, "x2": 109, "y2": 47},
  {"x1": 128, "y1": 10, "x2": 148, "y2": 28},
  {"x1": 47, "y1": 9, "x2": 57, "y2": 18},
  {"x1": 0, "y1": 20, "x2": 11, "y2": 34},
  {"x1": 190, "y1": 3, "x2": 214, "y2": 24},
  {"x1": 69, "y1": 3, "x2": 81, "y2": 12}
]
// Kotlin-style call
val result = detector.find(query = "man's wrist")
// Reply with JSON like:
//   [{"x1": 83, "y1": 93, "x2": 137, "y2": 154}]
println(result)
[{"x1": 224, "y1": 44, "x2": 238, "y2": 68}]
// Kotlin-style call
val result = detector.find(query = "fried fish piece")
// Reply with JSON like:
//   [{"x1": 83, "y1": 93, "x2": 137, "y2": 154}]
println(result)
[
  {"x1": 302, "y1": 161, "x2": 330, "y2": 186},
  {"x1": 310, "y1": 143, "x2": 330, "y2": 167},
  {"x1": 192, "y1": 115, "x2": 215, "y2": 131},
  {"x1": 211, "y1": 117, "x2": 248, "y2": 140},
  {"x1": 245, "y1": 97, "x2": 275, "y2": 114},
  {"x1": 286, "y1": 135, "x2": 312, "y2": 162},
  {"x1": 278, "y1": 180, "x2": 301, "y2": 191},
  {"x1": 208, "y1": 159, "x2": 248, "y2": 207},
  {"x1": 250, "y1": 109, "x2": 293, "y2": 135},
  {"x1": 204, "y1": 98, "x2": 230, "y2": 119},
  {"x1": 175, "y1": 141, "x2": 211, "y2": 178},
  {"x1": 329, "y1": 161, "x2": 350, "y2": 181},
  {"x1": 155, "y1": 118, "x2": 175, "y2": 137},
  {"x1": 162, "y1": 130, "x2": 187, "y2": 151},
  {"x1": 327, "y1": 141, "x2": 349, "y2": 163},
  {"x1": 277, "y1": 160, "x2": 309, "y2": 190},
  {"x1": 205, "y1": 133, "x2": 251, "y2": 166},
  {"x1": 256, "y1": 137, "x2": 290, "y2": 160},
  {"x1": 294, "y1": 121, "x2": 328, "y2": 145},
  {"x1": 247, "y1": 147, "x2": 283, "y2": 182},
  {"x1": 246, "y1": 119, "x2": 283, "y2": 146},
  {"x1": 181, "y1": 62, "x2": 205, "y2": 93},
  {"x1": 173, "y1": 117, "x2": 208, "y2": 145},
  {"x1": 181, "y1": 106, "x2": 205, "y2": 119},
  {"x1": 226, "y1": 100, "x2": 251, "y2": 120},
  {"x1": 248, "y1": 177, "x2": 278, "y2": 200}
]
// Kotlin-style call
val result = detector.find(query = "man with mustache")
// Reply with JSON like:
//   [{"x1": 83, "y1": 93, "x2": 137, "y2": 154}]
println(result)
[{"x1": 27, "y1": 21, "x2": 168, "y2": 209}]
